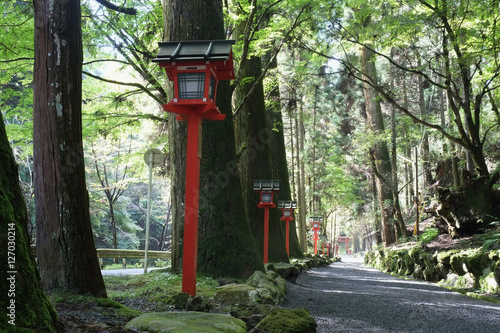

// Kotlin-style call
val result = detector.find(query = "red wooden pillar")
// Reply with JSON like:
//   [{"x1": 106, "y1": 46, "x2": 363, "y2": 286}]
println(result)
[
  {"x1": 263, "y1": 206, "x2": 270, "y2": 264},
  {"x1": 181, "y1": 115, "x2": 202, "y2": 296},
  {"x1": 285, "y1": 220, "x2": 290, "y2": 256}
]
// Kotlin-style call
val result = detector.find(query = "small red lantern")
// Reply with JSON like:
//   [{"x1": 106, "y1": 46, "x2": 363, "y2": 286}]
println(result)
[
  {"x1": 309, "y1": 216, "x2": 323, "y2": 255},
  {"x1": 253, "y1": 180, "x2": 280, "y2": 208},
  {"x1": 253, "y1": 180, "x2": 280, "y2": 264},
  {"x1": 278, "y1": 201, "x2": 297, "y2": 257}
]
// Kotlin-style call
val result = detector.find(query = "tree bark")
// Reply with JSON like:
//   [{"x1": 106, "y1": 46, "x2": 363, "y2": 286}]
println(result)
[
  {"x1": 360, "y1": 45, "x2": 396, "y2": 245},
  {"x1": 267, "y1": 79, "x2": 303, "y2": 258},
  {"x1": 33, "y1": 0, "x2": 106, "y2": 296},
  {"x1": 231, "y1": 0, "x2": 289, "y2": 263},
  {"x1": 1, "y1": 113, "x2": 58, "y2": 331},
  {"x1": 297, "y1": 101, "x2": 308, "y2": 252}
]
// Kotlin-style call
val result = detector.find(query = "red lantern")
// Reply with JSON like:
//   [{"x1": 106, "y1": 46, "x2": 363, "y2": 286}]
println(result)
[
  {"x1": 253, "y1": 180, "x2": 280, "y2": 264},
  {"x1": 278, "y1": 201, "x2": 297, "y2": 257},
  {"x1": 153, "y1": 40, "x2": 235, "y2": 297}
]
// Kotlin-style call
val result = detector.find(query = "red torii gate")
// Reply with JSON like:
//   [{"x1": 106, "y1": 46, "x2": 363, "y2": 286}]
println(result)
[{"x1": 337, "y1": 236, "x2": 351, "y2": 255}]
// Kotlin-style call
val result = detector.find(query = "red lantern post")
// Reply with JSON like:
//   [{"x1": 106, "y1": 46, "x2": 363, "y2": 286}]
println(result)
[
  {"x1": 253, "y1": 180, "x2": 280, "y2": 264},
  {"x1": 153, "y1": 40, "x2": 235, "y2": 296},
  {"x1": 309, "y1": 217, "x2": 323, "y2": 255},
  {"x1": 277, "y1": 201, "x2": 297, "y2": 257}
]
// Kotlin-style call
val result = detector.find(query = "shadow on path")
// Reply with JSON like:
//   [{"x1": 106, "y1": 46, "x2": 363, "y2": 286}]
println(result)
[{"x1": 284, "y1": 255, "x2": 500, "y2": 333}]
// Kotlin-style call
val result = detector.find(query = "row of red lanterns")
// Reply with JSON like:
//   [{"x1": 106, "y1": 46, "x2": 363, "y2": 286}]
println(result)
[{"x1": 253, "y1": 180, "x2": 297, "y2": 263}]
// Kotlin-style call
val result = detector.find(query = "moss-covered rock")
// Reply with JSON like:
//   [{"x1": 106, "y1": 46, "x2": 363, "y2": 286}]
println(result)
[
  {"x1": 482, "y1": 271, "x2": 499, "y2": 294},
  {"x1": 494, "y1": 260, "x2": 500, "y2": 286},
  {"x1": 464, "y1": 250, "x2": 491, "y2": 287},
  {"x1": 439, "y1": 273, "x2": 475, "y2": 290},
  {"x1": 450, "y1": 253, "x2": 467, "y2": 276},
  {"x1": 250, "y1": 308, "x2": 317, "y2": 333},
  {"x1": 247, "y1": 271, "x2": 286, "y2": 304},
  {"x1": 412, "y1": 264, "x2": 424, "y2": 280},
  {"x1": 229, "y1": 304, "x2": 277, "y2": 331},
  {"x1": 125, "y1": 312, "x2": 246, "y2": 333},
  {"x1": 215, "y1": 284, "x2": 258, "y2": 305}
]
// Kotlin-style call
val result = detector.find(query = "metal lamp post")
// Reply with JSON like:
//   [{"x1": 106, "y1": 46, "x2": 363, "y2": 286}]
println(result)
[
  {"x1": 153, "y1": 40, "x2": 235, "y2": 296},
  {"x1": 253, "y1": 180, "x2": 280, "y2": 264},
  {"x1": 277, "y1": 200, "x2": 296, "y2": 257},
  {"x1": 309, "y1": 216, "x2": 323, "y2": 255},
  {"x1": 143, "y1": 149, "x2": 164, "y2": 273}
]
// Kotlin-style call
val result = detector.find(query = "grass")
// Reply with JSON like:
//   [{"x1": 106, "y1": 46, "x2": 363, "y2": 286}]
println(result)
[{"x1": 103, "y1": 269, "x2": 219, "y2": 301}]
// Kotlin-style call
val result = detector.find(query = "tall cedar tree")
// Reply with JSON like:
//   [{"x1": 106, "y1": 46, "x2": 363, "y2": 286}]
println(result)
[
  {"x1": 33, "y1": 0, "x2": 106, "y2": 296},
  {"x1": 267, "y1": 77, "x2": 303, "y2": 258},
  {"x1": 0, "y1": 112, "x2": 57, "y2": 332},
  {"x1": 360, "y1": 45, "x2": 396, "y2": 245},
  {"x1": 162, "y1": 0, "x2": 262, "y2": 277},
  {"x1": 231, "y1": 0, "x2": 289, "y2": 263}
]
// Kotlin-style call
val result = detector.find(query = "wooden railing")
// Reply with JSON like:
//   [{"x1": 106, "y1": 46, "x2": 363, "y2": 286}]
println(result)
[{"x1": 96, "y1": 248, "x2": 171, "y2": 268}]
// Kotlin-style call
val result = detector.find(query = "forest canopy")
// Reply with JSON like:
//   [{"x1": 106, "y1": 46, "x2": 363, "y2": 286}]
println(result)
[{"x1": 1, "y1": 0, "x2": 499, "y2": 264}]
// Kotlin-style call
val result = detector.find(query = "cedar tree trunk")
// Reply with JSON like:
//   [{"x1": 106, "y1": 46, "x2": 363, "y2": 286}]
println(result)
[
  {"x1": 162, "y1": 0, "x2": 262, "y2": 277},
  {"x1": 0, "y1": 113, "x2": 57, "y2": 331},
  {"x1": 33, "y1": 0, "x2": 106, "y2": 296}
]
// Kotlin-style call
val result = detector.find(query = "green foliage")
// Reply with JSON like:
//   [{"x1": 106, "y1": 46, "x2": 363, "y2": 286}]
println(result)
[{"x1": 419, "y1": 228, "x2": 439, "y2": 245}]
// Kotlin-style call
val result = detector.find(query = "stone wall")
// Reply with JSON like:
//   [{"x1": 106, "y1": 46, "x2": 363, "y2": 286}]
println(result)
[{"x1": 364, "y1": 246, "x2": 500, "y2": 294}]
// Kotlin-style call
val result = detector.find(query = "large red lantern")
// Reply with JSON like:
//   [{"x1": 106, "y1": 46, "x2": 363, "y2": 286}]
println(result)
[{"x1": 153, "y1": 40, "x2": 235, "y2": 296}]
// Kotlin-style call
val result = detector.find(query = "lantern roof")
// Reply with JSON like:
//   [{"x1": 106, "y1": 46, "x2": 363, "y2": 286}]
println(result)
[
  {"x1": 277, "y1": 201, "x2": 297, "y2": 209},
  {"x1": 153, "y1": 40, "x2": 235, "y2": 62},
  {"x1": 253, "y1": 180, "x2": 280, "y2": 191},
  {"x1": 153, "y1": 40, "x2": 235, "y2": 81}
]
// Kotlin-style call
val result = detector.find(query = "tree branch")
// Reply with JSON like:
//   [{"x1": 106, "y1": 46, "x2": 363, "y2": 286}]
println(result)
[
  {"x1": 93, "y1": 0, "x2": 137, "y2": 15},
  {"x1": 82, "y1": 70, "x2": 164, "y2": 105}
]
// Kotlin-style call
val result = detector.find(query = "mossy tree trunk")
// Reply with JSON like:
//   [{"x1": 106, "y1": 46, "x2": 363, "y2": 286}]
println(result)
[
  {"x1": 230, "y1": 0, "x2": 289, "y2": 263},
  {"x1": 162, "y1": 0, "x2": 263, "y2": 277},
  {"x1": 33, "y1": 0, "x2": 107, "y2": 296},
  {"x1": 360, "y1": 45, "x2": 396, "y2": 245},
  {"x1": 0, "y1": 113, "x2": 57, "y2": 331},
  {"x1": 267, "y1": 78, "x2": 303, "y2": 258},
  {"x1": 233, "y1": 57, "x2": 289, "y2": 262}
]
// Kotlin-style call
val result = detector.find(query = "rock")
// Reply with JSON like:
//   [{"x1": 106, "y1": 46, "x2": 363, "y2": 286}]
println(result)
[
  {"x1": 450, "y1": 253, "x2": 467, "y2": 276},
  {"x1": 250, "y1": 308, "x2": 317, "y2": 333},
  {"x1": 186, "y1": 296, "x2": 210, "y2": 312},
  {"x1": 166, "y1": 292, "x2": 190, "y2": 309},
  {"x1": 494, "y1": 260, "x2": 500, "y2": 286},
  {"x1": 483, "y1": 271, "x2": 499, "y2": 294},
  {"x1": 164, "y1": 292, "x2": 210, "y2": 312},
  {"x1": 215, "y1": 283, "x2": 258, "y2": 305},
  {"x1": 271, "y1": 262, "x2": 300, "y2": 281},
  {"x1": 247, "y1": 271, "x2": 286, "y2": 304},
  {"x1": 439, "y1": 273, "x2": 474, "y2": 290},
  {"x1": 464, "y1": 250, "x2": 490, "y2": 287},
  {"x1": 125, "y1": 311, "x2": 246, "y2": 333},
  {"x1": 229, "y1": 304, "x2": 277, "y2": 331}
]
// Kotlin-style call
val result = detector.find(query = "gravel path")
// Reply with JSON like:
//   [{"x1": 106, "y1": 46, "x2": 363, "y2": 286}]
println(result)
[{"x1": 283, "y1": 255, "x2": 500, "y2": 333}]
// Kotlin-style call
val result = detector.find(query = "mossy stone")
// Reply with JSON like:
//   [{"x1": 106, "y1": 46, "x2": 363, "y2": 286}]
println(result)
[
  {"x1": 250, "y1": 308, "x2": 317, "y2": 333},
  {"x1": 272, "y1": 262, "x2": 300, "y2": 280},
  {"x1": 450, "y1": 253, "x2": 467, "y2": 276},
  {"x1": 125, "y1": 312, "x2": 246, "y2": 333},
  {"x1": 215, "y1": 283, "x2": 258, "y2": 305},
  {"x1": 494, "y1": 260, "x2": 500, "y2": 286},
  {"x1": 247, "y1": 271, "x2": 286, "y2": 304}
]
